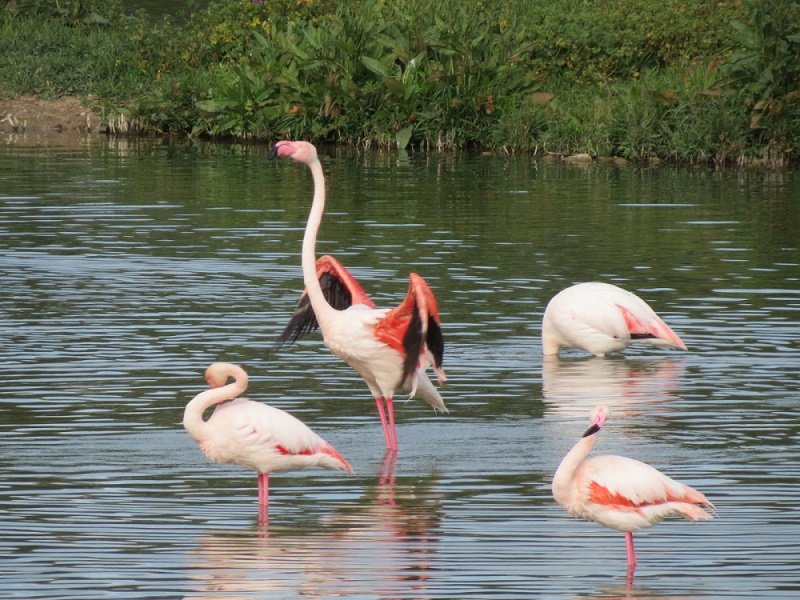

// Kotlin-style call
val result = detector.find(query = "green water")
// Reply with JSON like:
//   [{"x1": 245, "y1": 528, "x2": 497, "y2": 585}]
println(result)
[{"x1": 1, "y1": 137, "x2": 799, "y2": 598}]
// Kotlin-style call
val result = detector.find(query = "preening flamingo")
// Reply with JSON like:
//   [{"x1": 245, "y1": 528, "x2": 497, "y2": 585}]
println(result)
[
  {"x1": 183, "y1": 362, "x2": 353, "y2": 513},
  {"x1": 269, "y1": 140, "x2": 447, "y2": 452},
  {"x1": 552, "y1": 405, "x2": 715, "y2": 572},
  {"x1": 542, "y1": 282, "x2": 688, "y2": 356}
]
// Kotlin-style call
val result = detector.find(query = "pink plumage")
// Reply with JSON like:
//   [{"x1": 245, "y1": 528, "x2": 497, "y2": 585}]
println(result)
[
  {"x1": 183, "y1": 362, "x2": 353, "y2": 515},
  {"x1": 552, "y1": 405, "x2": 714, "y2": 571},
  {"x1": 269, "y1": 140, "x2": 447, "y2": 452},
  {"x1": 542, "y1": 282, "x2": 687, "y2": 356}
]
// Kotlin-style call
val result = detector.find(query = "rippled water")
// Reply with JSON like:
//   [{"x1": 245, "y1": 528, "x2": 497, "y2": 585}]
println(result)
[{"x1": 1, "y1": 137, "x2": 798, "y2": 598}]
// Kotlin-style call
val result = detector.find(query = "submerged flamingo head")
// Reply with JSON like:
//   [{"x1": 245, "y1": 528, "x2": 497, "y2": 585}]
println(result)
[
  {"x1": 583, "y1": 405, "x2": 609, "y2": 438},
  {"x1": 204, "y1": 362, "x2": 231, "y2": 389},
  {"x1": 269, "y1": 140, "x2": 318, "y2": 164}
]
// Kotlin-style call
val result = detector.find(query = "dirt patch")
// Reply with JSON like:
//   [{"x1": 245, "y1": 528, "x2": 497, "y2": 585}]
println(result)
[{"x1": 0, "y1": 95, "x2": 103, "y2": 134}]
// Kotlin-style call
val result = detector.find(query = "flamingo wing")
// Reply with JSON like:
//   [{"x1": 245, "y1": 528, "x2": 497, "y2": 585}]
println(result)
[
  {"x1": 212, "y1": 399, "x2": 353, "y2": 474},
  {"x1": 374, "y1": 273, "x2": 444, "y2": 388},
  {"x1": 257, "y1": 402, "x2": 354, "y2": 473},
  {"x1": 576, "y1": 455, "x2": 713, "y2": 530},
  {"x1": 616, "y1": 303, "x2": 687, "y2": 349},
  {"x1": 586, "y1": 283, "x2": 685, "y2": 349},
  {"x1": 274, "y1": 255, "x2": 376, "y2": 349}
]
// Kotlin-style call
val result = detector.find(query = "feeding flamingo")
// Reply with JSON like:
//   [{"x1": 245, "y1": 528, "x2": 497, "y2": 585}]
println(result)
[
  {"x1": 542, "y1": 282, "x2": 688, "y2": 356},
  {"x1": 269, "y1": 140, "x2": 447, "y2": 452},
  {"x1": 552, "y1": 405, "x2": 715, "y2": 572},
  {"x1": 182, "y1": 362, "x2": 353, "y2": 515}
]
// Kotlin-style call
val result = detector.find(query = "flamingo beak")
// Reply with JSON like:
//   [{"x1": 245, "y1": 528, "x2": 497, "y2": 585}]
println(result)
[
  {"x1": 582, "y1": 424, "x2": 601, "y2": 438},
  {"x1": 583, "y1": 407, "x2": 608, "y2": 437}
]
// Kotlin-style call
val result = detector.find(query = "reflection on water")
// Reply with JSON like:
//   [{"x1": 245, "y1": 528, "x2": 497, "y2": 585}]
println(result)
[
  {"x1": 1, "y1": 139, "x2": 799, "y2": 598},
  {"x1": 565, "y1": 581, "x2": 704, "y2": 600},
  {"x1": 542, "y1": 356, "x2": 685, "y2": 418},
  {"x1": 186, "y1": 458, "x2": 443, "y2": 599}
]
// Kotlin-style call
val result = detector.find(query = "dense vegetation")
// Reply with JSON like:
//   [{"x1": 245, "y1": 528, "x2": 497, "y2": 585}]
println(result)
[{"x1": 1, "y1": 0, "x2": 799, "y2": 166}]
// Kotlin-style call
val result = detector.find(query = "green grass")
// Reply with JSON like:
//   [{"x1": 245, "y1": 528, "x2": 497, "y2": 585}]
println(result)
[
  {"x1": 1, "y1": 0, "x2": 797, "y2": 166},
  {"x1": 0, "y1": 12, "x2": 153, "y2": 99}
]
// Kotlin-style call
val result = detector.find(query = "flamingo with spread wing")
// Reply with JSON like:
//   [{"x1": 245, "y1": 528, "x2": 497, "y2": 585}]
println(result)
[{"x1": 270, "y1": 141, "x2": 447, "y2": 452}]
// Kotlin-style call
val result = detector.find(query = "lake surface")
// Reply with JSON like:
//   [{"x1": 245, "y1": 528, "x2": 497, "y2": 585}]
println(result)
[{"x1": 1, "y1": 134, "x2": 798, "y2": 599}]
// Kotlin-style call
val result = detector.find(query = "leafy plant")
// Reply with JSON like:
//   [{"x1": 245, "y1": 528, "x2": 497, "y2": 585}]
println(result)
[
  {"x1": 723, "y1": 0, "x2": 800, "y2": 129},
  {"x1": 1, "y1": 0, "x2": 797, "y2": 163},
  {"x1": 9, "y1": 0, "x2": 124, "y2": 25}
]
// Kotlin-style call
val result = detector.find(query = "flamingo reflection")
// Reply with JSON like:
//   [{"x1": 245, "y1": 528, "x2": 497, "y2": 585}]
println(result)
[
  {"x1": 541, "y1": 356, "x2": 685, "y2": 418},
  {"x1": 184, "y1": 461, "x2": 443, "y2": 599}
]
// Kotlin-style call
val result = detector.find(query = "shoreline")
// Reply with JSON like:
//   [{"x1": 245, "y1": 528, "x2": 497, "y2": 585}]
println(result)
[{"x1": 0, "y1": 95, "x2": 102, "y2": 135}]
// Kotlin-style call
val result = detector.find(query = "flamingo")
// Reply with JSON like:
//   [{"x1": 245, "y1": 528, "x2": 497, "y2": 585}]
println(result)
[
  {"x1": 269, "y1": 140, "x2": 447, "y2": 452},
  {"x1": 542, "y1": 282, "x2": 688, "y2": 356},
  {"x1": 182, "y1": 362, "x2": 353, "y2": 514},
  {"x1": 552, "y1": 405, "x2": 715, "y2": 572}
]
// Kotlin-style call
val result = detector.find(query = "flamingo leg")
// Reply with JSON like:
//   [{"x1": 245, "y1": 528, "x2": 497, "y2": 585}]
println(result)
[
  {"x1": 386, "y1": 396, "x2": 398, "y2": 452},
  {"x1": 374, "y1": 396, "x2": 394, "y2": 450},
  {"x1": 378, "y1": 450, "x2": 398, "y2": 506},
  {"x1": 625, "y1": 531, "x2": 637, "y2": 570},
  {"x1": 258, "y1": 473, "x2": 269, "y2": 508}
]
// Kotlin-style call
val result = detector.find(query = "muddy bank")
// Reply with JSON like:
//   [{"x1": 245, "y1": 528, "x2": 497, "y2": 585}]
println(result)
[{"x1": 0, "y1": 95, "x2": 102, "y2": 134}]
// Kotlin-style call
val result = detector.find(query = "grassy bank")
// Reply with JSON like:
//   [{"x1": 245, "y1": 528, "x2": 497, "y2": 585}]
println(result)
[{"x1": 1, "y1": 0, "x2": 798, "y2": 166}]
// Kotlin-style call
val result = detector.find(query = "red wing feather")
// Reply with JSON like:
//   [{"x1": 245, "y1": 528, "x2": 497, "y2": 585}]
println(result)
[
  {"x1": 316, "y1": 255, "x2": 376, "y2": 309},
  {"x1": 273, "y1": 255, "x2": 375, "y2": 351},
  {"x1": 589, "y1": 481, "x2": 647, "y2": 510},
  {"x1": 275, "y1": 441, "x2": 353, "y2": 473},
  {"x1": 374, "y1": 273, "x2": 443, "y2": 386},
  {"x1": 589, "y1": 480, "x2": 707, "y2": 510}
]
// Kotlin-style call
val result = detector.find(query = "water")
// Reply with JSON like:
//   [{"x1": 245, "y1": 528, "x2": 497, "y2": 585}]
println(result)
[{"x1": 1, "y1": 136, "x2": 798, "y2": 598}]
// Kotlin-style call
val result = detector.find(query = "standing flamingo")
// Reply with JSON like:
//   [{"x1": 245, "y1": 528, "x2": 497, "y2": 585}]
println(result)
[
  {"x1": 552, "y1": 405, "x2": 715, "y2": 572},
  {"x1": 269, "y1": 140, "x2": 447, "y2": 452},
  {"x1": 542, "y1": 282, "x2": 688, "y2": 356},
  {"x1": 183, "y1": 362, "x2": 353, "y2": 515}
]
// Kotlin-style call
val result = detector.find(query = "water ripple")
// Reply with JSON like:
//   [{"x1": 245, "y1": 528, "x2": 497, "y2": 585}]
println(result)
[{"x1": 1, "y1": 144, "x2": 799, "y2": 598}]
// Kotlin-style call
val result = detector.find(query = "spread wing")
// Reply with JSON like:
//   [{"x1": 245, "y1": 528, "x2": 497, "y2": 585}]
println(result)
[{"x1": 271, "y1": 255, "x2": 376, "y2": 351}]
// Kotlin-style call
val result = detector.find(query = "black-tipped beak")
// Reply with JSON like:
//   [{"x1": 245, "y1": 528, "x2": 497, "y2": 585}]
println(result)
[
  {"x1": 582, "y1": 424, "x2": 600, "y2": 438},
  {"x1": 268, "y1": 144, "x2": 280, "y2": 160}
]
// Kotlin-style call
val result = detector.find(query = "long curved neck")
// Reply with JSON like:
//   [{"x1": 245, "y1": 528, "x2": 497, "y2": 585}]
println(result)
[
  {"x1": 302, "y1": 158, "x2": 338, "y2": 327},
  {"x1": 182, "y1": 371, "x2": 247, "y2": 442},
  {"x1": 552, "y1": 433, "x2": 597, "y2": 500},
  {"x1": 541, "y1": 321, "x2": 560, "y2": 355}
]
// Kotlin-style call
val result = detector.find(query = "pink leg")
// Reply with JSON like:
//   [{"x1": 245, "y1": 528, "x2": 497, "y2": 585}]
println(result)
[
  {"x1": 258, "y1": 473, "x2": 269, "y2": 508},
  {"x1": 625, "y1": 532, "x2": 637, "y2": 570},
  {"x1": 379, "y1": 449, "x2": 398, "y2": 484},
  {"x1": 374, "y1": 396, "x2": 394, "y2": 450},
  {"x1": 386, "y1": 396, "x2": 398, "y2": 452},
  {"x1": 378, "y1": 450, "x2": 398, "y2": 506}
]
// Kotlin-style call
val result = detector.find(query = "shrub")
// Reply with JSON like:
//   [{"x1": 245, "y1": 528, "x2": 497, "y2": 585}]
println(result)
[
  {"x1": 721, "y1": 0, "x2": 800, "y2": 163},
  {"x1": 1, "y1": 0, "x2": 796, "y2": 163}
]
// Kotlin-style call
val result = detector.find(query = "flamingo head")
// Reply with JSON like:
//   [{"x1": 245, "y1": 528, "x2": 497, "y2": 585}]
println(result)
[
  {"x1": 204, "y1": 362, "x2": 231, "y2": 389},
  {"x1": 583, "y1": 405, "x2": 609, "y2": 438},
  {"x1": 269, "y1": 140, "x2": 318, "y2": 164}
]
